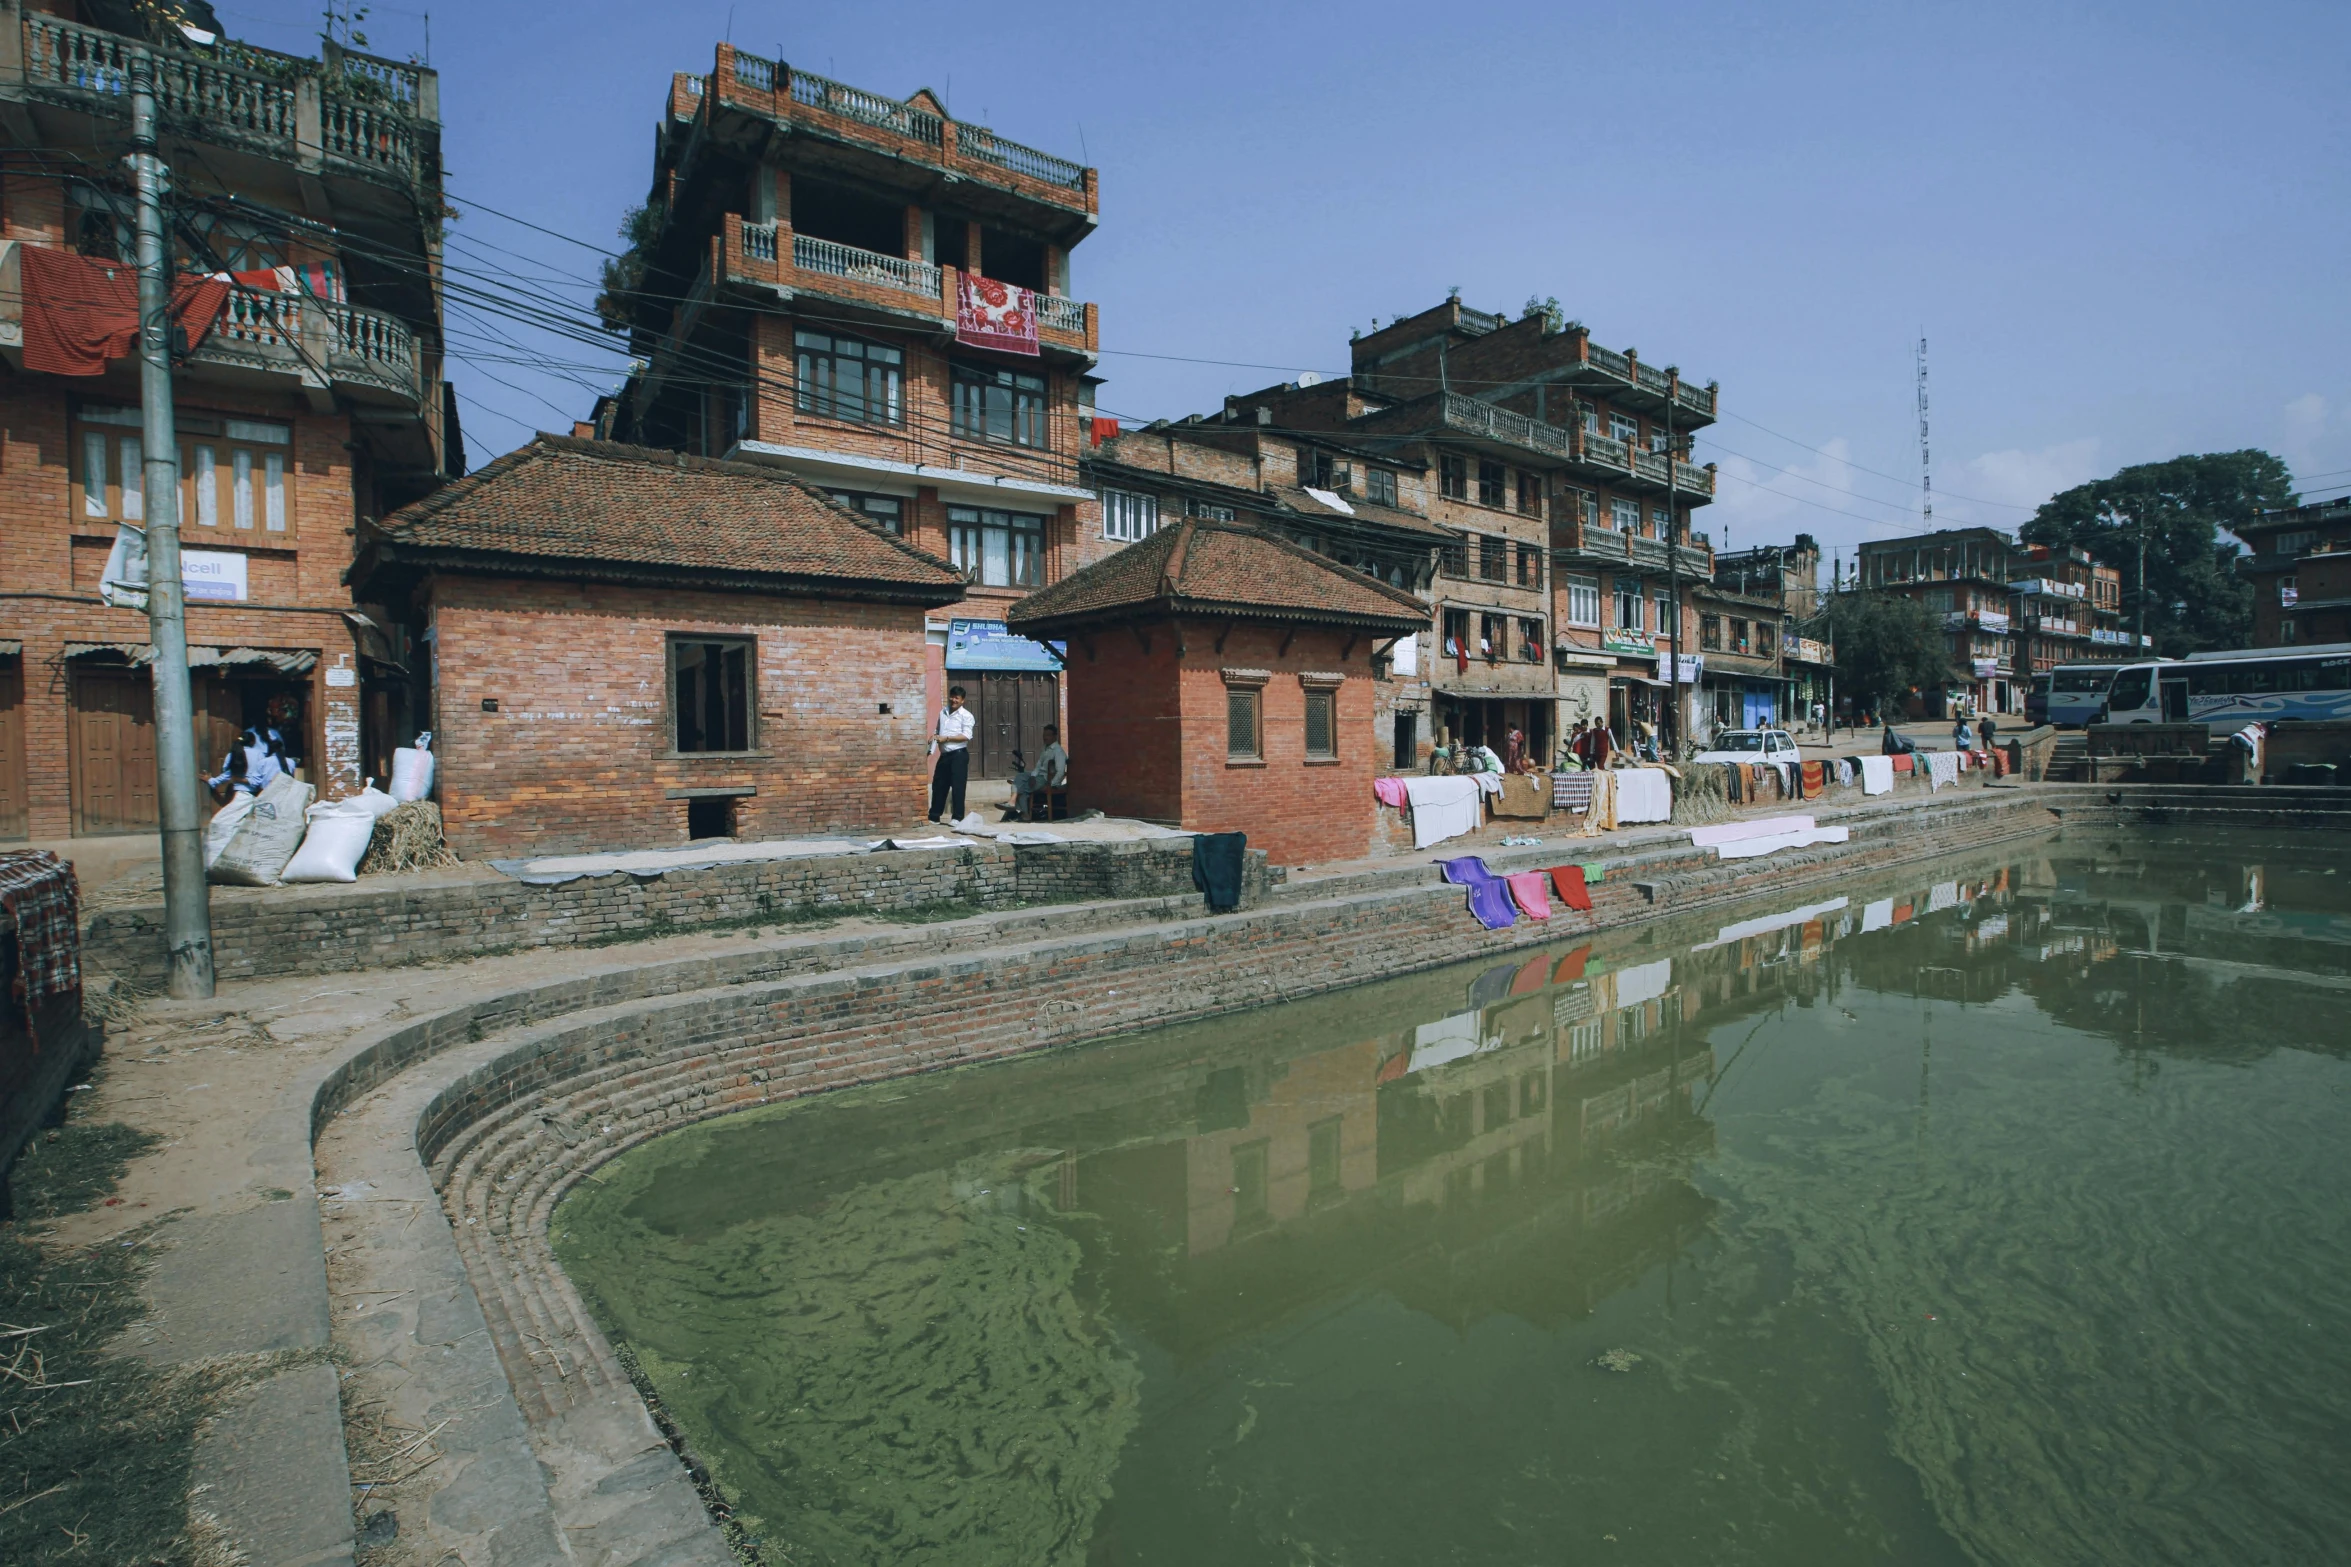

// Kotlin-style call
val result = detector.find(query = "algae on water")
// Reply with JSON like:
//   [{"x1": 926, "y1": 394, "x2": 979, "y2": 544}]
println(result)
[{"x1": 558, "y1": 1145, "x2": 1139, "y2": 1567}]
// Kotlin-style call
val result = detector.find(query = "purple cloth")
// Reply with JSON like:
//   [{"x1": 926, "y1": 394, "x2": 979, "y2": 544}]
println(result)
[{"x1": 1436, "y1": 856, "x2": 1515, "y2": 929}]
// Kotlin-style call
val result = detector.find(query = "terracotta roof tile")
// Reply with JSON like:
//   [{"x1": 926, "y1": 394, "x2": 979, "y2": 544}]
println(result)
[
  {"x1": 362, "y1": 435, "x2": 966, "y2": 600},
  {"x1": 1007, "y1": 519, "x2": 1428, "y2": 635}
]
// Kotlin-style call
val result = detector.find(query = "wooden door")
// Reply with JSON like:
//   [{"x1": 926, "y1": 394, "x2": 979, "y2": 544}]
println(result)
[
  {"x1": 1015, "y1": 672, "x2": 1057, "y2": 773},
  {"x1": 69, "y1": 670, "x2": 157, "y2": 835},
  {"x1": 0, "y1": 660, "x2": 24, "y2": 840}
]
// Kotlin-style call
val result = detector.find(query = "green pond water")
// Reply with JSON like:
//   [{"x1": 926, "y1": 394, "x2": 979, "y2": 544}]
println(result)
[{"x1": 553, "y1": 827, "x2": 2351, "y2": 1566}]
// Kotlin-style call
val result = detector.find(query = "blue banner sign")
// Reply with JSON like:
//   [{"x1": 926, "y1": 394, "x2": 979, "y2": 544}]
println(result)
[{"x1": 945, "y1": 619, "x2": 1065, "y2": 672}]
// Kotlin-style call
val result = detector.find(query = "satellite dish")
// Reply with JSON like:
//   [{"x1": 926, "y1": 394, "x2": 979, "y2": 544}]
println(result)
[{"x1": 1296, "y1": 371, "x2": 1323, "y2": 387}]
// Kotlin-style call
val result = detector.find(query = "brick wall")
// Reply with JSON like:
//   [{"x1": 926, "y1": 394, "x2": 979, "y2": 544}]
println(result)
[
  {"x1": 0, "y1": 373, "x2": 370, "y2": 838},
  {"x1": 84, "y1": 836, "x2": 1275, "y2": 987},
  {"x1": 425, "y1": 576, "x2": 938, "y2": 856}
]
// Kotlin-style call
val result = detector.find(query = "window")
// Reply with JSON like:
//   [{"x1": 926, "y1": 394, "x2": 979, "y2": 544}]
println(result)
[
  {"x1": 1756, "y1": 622, "x2": 1777, "y2": 656},
  {"x1": 1926, "y1": 588, "x2": 1954, "y2": 613},
  {"x1": 1610, "y1": 411, "x2": 1639, "y2": 445},
  {"x1": 827, "y1": 491, "x2": 904, "y2": 533},
  {"x1": 2280, "y1": 576, "x2": 2300, "y2": 606},
  {"x1": 1516, "y1": 542, "x2": 1542, "y2": 588},
  {"x1": 1651, "y1": 506, "x2": 1670, "y2": 538},
  {"x1": 1442, "y1": 607, "x2": 1471, "y2": 657},
  {"x1": 795, "y1": 329, "x2": 903, "y2": 426},
  {"x1": 1565, "y1": 574, "x2": 1601, "y2": 627},
  {"x1": 1302, "y1": 447, "x2": 1336, "y2": 489},
  {"x1": 1700, "y1": 614, "x2": 1723, "y2": 651},
  {"x1": 2276, "y1": 531, "x2": 2316, "y2": 556},
  {"x1": 951, "y1": 362, "x2": 1047, "y2": 448},
  {"x1": 1308, "y1": 1117, "x2": 1343, "y2": 1198},
  {"x1": 670, "y1": 637, "x2": 755, "y2": 754},
  {"x1": 1518, "y1": 472, "x2": 1542, "y2": 516},
  {"x1": 1440, "y1": 455, "x2": 1467, "y2": 500},
  {"x1": 1654, "y1": 592, "x2": 1674, "y2": 633},
  {"x1": 1614, "y1": 578, "x2": 1644, "y2": 632},
  {"x1": 1438, "y1": 540, "x2": 1469, "y2": 578},
  {"x1": 1479, "y1": 535, "x2": 1509, "y2": 583},
  {"x1": 1188, "y1": 498, "x2": 1236, "y2": 522},
  {"x1": 1303, "y1": 686, "x2": 1336, "y2": 758},
  {"x1": 1611, "y1": 497, "x2": 1640, "y2": 532},
  {"x1": 75, "y1": 407, "x2": 289, "y2": 534},
  {"x1": 1226, "y1": 686, "x2": 1261, "y2": 759},
  {"x1": 1102, "y1": 489, "x2": 1159, "y2": 543},
  {"x1": 948, "y1": 506, "x2": 1044, "y2": 587},
  {"x1": 1519, "y1": 617, "x2": 1545, "y2": 663},
  {"x1": 1478, "y1": 461, "x2": 1506, "y2": 508},
  {"x1": 1481, "y1": 612, "x2": 1505, "y2": 661},
  {"x1": 1730, "y1": 618, "x2": 1750, "y2": 652},
  {"x1": 1365, "y1": 468, "x2": 1398, "y2": 507}
]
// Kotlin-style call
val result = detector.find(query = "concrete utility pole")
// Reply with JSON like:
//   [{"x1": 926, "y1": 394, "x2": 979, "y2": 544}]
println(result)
[
  {"x1": 2135, "y1": 511, "x2": 2147, "y2": 651},
  {"x1": 130, "y1": 52, "x2": 215, "y2": 999},
  {"x1": 1664, "y1": 395, "x2": 1682, "y2": 752}
]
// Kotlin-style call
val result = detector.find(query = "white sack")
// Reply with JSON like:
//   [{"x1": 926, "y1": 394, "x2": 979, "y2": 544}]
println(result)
[
  {"x1": 203, "y1": 791, "x2": 255, "y2": 870},
  {"x1": 390, "y1": 737, "x2": 436, "y2": 803},
  {"x1": 208, "y1": 774, "x2": 315, "y2": 886},
  {"x1": 281, "y1": 795, "x2": 386, "y2": 884}
]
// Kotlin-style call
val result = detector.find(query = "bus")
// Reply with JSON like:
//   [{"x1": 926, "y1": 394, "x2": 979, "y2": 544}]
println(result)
[
  {"x1": 2095, "y1": 643, "x2": 2351, "y2": 730},
  {"x1": 2034, "y1": 663, "x2": 2125, "y2": 728}
]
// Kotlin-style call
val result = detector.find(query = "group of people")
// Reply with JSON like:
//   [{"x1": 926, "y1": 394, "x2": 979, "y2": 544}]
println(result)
[
  {"x1": 204, "y1": 696, "x2": 305, "y2": 802},
  {"x1": 926, "y1": 684, "x2": 1069, "y2": 825}
]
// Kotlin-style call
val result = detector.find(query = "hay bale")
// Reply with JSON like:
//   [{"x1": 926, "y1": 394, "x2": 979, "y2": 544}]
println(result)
[
  {"x1": 1671, "y1": 762, "x2": 1732, "y2": 826},
  {"x1": 357, "y1": 801, "x2": 458, "y2": 875}
]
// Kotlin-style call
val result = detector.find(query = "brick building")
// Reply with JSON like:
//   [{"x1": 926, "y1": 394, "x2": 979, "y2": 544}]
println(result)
[
  {"x1": 1690, "y1": 583, "x2": 1789, "y2": 731},
  {"x1": 598, "y1": 44, "x2": 1105, "y2": 781},
  {"x1": 1081, "y1": 419, "x2": 1445, "y2": 770},
  {"x1": 1855, "y1": 527, "x2": 2023, "y2": 717},
  {"x1": 1197, "y1": 298, "x2": 1719, "y2": 766},
  {"x1": 2008, "y1": 542, "x2": 2125, "y2": 672},
  {"x1": 2237, "y1": 498, "x2": 2351, "y2": 647},
  {"x1": 350, "y1": 436, "x2": 967, "y2": 857},
  {"x1": 1005, "y1": 517, "x2": 1426, "y2": 866},
  {"x1": 1712, "y1": 535, "x2": 1823, "y2": 727},
  {"x1": 0, "y1": 9, "x2": 455, "y2": 841}
]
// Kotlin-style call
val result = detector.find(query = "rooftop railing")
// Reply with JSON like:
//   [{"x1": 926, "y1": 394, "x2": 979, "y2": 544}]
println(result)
[
  {"x1": 789, "y1": 232, "x2": 940, "y2": 297},
  {"x1": 1034, "y1": 293, "x2": 1087, "y2": 334},
  {"x1": 724, "y1": 50, "x2": 1083, "y2": 191},
  {"x1": 21, "y1": 14, "x2": 432, "y2": 184}
]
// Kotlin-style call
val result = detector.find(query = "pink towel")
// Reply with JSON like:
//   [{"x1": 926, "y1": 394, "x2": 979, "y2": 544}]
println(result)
[
  {"x1": 1504, "y1": 871, "x2": 1551, "y2": 919},
  {"x1": 1373, "y1": 776, "x2": 1408, "y2": 808}
]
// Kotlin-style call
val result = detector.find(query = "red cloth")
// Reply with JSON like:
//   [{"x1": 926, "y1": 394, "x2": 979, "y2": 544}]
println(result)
[
  {"x1": 1802, "y1": 760, "x2": 1827, "y2": 795},
  {"x1": 955, "y1": 271, "x2": 1039, "y2": 355},
  {"x1": 1504, "y1": 871, "x2": 1551, "y2": 920},
  {"x1": 1087, "y1": 416, "x2": 1120, "y2": 445},
  {"x1": 1892, "y1": 753, "x2": 1914, "y2": 774},
  {"x1": 1547, "y1": 864, "x2": 1593, "y2": 912},
  {"x1": 1991, "y1": 748, "x2": 2011, "y2": 778},
  {"x1": 1552, "y1": 944, "x2": 1592, "y2": 983},
  {"x1": 1511, "y1": 955, "x2": 1550, "y2": 994},
  {"x1": 20, "y1": 246, "x2": 229, "y2": 377}
]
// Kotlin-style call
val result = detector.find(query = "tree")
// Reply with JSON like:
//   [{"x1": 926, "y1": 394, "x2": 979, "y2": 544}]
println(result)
[
  {"x1": 1823, "y1": 591, "x2": 1950, "y2": 720},
  {"x1": 2021, "y1": 451, "x2": 2294, "y2": 656}
]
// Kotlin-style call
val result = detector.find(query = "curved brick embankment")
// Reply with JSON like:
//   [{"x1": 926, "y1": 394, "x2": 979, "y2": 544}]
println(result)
[{"x1": 308, "y1": 788, "x2": 2076, "y2": 1567}]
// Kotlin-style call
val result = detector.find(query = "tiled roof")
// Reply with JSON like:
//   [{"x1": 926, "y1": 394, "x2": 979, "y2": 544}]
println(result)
[
  {"x1": 1264, "y1": 483, "x2": 1452, "y2": 539},
  {"x1": 1006, "y1": 518, "x2": 1428, "y2": 635},
  {"x1": 360, "y1": 435, "x2": 967, "y2": 601}
]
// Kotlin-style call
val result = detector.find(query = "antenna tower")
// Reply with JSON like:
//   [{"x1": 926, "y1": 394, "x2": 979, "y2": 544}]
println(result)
[{"x1": 1915, "y1": 335, "x2": 1932, "y2": 524}]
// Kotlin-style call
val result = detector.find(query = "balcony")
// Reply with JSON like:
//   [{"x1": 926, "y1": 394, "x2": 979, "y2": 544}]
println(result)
[
  {"x1": 1625, "y1": 444, "x2": 1718, "y2": 498},
  {"x1": 188, "y1": 290, "x2": 421, "y2": 405},
  {"x1": 1943, "y1": 609, "x2": 2011, "y2": 633},
  {"x1": 2008, "y1": 577, "x2": 2088, "y2": 600},
  {"x1": 1555, "y1": 335, "x2": 1717, "y2": 424},
  {"x1": 1552, "y1": 519, "x2": 1713, "y2": 576},
  {"x1": 17, "y1": 14, "x2": 435, "y2": 189},
  {"x1": 722, "y1": 219, "x2": 1095, "y2": 354},
  {"x1": 686, "y1": 47, "x2": 1095, "y2": 219}
]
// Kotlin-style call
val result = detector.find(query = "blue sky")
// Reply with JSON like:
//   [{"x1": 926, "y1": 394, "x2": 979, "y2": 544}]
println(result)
[{"x1": 224, "y1": 0, "x2": 2350, "y2": 569}]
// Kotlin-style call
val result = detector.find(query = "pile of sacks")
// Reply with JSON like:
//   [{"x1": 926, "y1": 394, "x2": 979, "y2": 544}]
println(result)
[{"x1": 205, "y1": 737, "x2": 438, "y2": 887}]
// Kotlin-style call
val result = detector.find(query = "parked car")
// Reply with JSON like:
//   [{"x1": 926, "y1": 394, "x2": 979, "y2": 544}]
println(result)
[{"x1": 1692, "y1": 728, "x2": 1800, "y2": 765}]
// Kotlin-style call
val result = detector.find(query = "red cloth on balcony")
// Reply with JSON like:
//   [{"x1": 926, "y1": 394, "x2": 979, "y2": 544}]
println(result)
[
  {"x1": 955, "y1": 272, "x2": 1038, "y2": 355},
  {"x1": 20, "y1": 246, "x2": 230, "y2": 377}
]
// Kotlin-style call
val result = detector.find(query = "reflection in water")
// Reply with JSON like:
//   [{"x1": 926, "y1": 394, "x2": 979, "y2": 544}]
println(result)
[{"x1": 555, "y1": 829, "x2": 2351, "y2": 1567}]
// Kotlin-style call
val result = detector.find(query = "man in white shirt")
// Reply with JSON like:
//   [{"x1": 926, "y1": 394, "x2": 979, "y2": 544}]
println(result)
[
  {"x1": 1015, "y1": 724, "x2": 1070, "y2": 821},
  {"x1": 928, "y1": 685, "x2": 976, "y2": 823}
]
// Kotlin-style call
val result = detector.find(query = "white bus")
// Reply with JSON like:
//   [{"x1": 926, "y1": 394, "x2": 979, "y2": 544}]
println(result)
[
  {"x1": 2096, "y1": 643, "x2": 2351, "y2": 730},
  {"x1": 2031, "y1": 663, "x2": 2125, "y2": 728}
]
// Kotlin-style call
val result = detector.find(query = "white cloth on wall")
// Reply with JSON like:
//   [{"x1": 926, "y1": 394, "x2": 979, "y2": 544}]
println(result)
[
  {"x1": 1925, "y1": 750, "x2": 1963, "y2": 791},
  {"x1": 1471, "y1": 772, "x2": 1505, "y2": 798},
  {"x1": 1715, "y1": 824, "x2": 1851, "y2": 860},
  {"x1": 1860, "y1": 756, "x2": 1895, "y2": 795},
  {"x1": 1614, "y1": 767, "x2": 1674, "y2": 824},
  {"x1": 1404, "y1": 775, "x2": 1483, "y2": 849}
]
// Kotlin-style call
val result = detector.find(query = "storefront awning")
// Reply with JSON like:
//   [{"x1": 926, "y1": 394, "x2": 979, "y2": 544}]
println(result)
[{"x1": 64, "y1": 642, "x2": 317, "y2": 673}]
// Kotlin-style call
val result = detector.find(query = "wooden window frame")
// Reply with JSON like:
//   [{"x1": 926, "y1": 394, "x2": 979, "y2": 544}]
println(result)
[
  {"x1": 665, "y1": 634, "x2": 761, "y2": 757},
  {"x1": 1300, "y1": 672, "x2": 1342, "y2": 763},
  {"x1": 1222, "y1": 668, "x2": 1268, "y2": 765}
]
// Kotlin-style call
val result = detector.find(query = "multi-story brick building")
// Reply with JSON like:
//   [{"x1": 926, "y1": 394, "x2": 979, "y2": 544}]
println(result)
[
  {"x1": 1854, "y1": 527, "x2": 2022, "y2": 718},
  {"x1": 0, "y1": 8, "x2": 454, "y2": 842},
  {"x1": 2237, "y1": 498, "x2": 2351, "y2": 647},
  {"x1": 1202, "y1": 299, "x2": 1719, "y2": 764},
  {"x1": 599, "y1": 45, "x2": 1104, "y2": 781},
  {"x1": 1080, "y1": 419, "x2": 1445, "y2": 768},
  {"x1": 1712, "y1": 535, "x2": 1823, "y2": 727},
  {"x1": 2008, "y1": 542, "x2": 2125, "y2": 673}
]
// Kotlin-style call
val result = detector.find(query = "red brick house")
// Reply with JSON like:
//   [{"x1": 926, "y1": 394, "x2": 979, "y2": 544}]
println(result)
[
  {"x1": 351, "y1": 436, "x2": 967, "y2": 856},
  {"x1": 1006, "y1": 519, "x2": 1426, "y2": 866}
]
